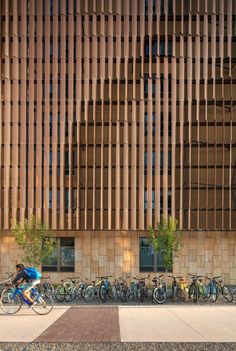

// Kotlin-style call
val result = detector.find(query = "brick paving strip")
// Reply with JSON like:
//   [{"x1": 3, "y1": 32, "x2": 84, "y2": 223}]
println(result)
[
  {"x1": 35, "y1": 306, "x2": 120, "y2": 342},
  {"x1": 0, "y1": 343, "x2": 236, "y2": 351}
]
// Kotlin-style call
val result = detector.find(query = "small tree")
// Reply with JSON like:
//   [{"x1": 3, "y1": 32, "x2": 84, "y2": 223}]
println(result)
[
  {"x1": 12, "y1": 214, "x2": 54, "y2": 267},
  {"x1": 148, "y1": 216, "x2": 182, "y2": 272}
]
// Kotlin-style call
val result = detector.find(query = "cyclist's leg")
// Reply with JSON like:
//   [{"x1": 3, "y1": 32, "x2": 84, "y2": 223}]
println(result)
[{"x1": 22, "y1": 280, "x2": 40, "y2": 304}]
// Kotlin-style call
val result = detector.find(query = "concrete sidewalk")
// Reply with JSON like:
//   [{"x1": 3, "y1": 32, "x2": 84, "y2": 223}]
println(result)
[{"x1": 0, "y1": 305, "x2": 236, "y2": 342}]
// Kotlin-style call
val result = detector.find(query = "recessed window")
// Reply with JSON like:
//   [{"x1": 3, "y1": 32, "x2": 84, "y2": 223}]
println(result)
[
  {"x1": 42, "y1": 237, "x2": 75, "y2": 272},
  {"x1": 140, "y1": 238, "x2": 166, "y2": 272}
]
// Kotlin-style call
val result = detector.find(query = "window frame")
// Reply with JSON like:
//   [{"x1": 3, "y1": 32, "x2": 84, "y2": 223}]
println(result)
[
  {"x1": 42, "y1": 237, "x2": 75, "y2": 272},
  {"x1": 139, "y1": 237, "x2": 170, "y2": 273}
]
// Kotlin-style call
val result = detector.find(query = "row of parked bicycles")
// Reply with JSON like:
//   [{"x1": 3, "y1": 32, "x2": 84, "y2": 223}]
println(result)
[{"x1": 41, "y1": 273, "x2": 234, "y2": 304}]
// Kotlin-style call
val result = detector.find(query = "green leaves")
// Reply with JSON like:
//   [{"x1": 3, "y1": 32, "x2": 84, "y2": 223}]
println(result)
[
  {"x1": 148, "y1": 217, "x2": 182, "y2": 271},
  {"x1": 11, "y1": 215, "x2": 54, "y2": 267}
]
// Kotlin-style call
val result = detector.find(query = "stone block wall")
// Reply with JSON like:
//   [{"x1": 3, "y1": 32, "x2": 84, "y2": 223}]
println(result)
[{"x1": 0, "y1": 230, "x2": 235, "y2": 285}]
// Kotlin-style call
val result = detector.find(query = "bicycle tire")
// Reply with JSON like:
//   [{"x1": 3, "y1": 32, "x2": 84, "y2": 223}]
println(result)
[
  {"x1": 120, "y1": 289, "x2": 127, "y2": 303},
  {"x1": 112, "y1": 286, "x2": 118, "y2": 302},
  {"x1": 139, "y1": 286, "x2": 145, "y2": 303},
  {"x1": 99, "y1": 285, "x2": 107, "y2": 303},
  {"x1": 222, "y1": 286, "x2": 233, "y2": 302},
  {"x1": 32, "y1": 293, "x2": 54, "y2": 315},
  {"x1": 210, "y1": 285, "x2": 218, "y2": 302},
  {"x1": 65, "y1": 287, "x2": 76, "y2": 302},
  {"x1": 125, "y1": 288, "x2": 133, "y2": 302},
  {"x1": 0, "y1": 289, "x2": 22, "y2": 314},
  {"x1": 84, "y1": 286, "x2": 95, "y2": 302},
  {"x1": 55, "y1": 285, "x2": 66, "y2": 302},
  {"x1": 189, "y1": 284, "x2": 198, "y2": 302},
  {"x1": 153, "y1": 287, "x2": 166, "y2": 304}
]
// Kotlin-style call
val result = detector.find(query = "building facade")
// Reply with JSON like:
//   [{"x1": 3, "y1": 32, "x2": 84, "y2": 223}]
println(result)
[{"x1": 0, "y1": 0, "x2": 236, "y2": 283}]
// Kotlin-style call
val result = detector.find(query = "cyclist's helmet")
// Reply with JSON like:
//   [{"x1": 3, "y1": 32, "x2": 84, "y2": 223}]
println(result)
[{"x1": 16, "y1": 263, "x2": 24, "y2": 270}]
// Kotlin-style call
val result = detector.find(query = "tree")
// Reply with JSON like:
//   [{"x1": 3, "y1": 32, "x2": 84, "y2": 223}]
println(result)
[
  {"x1": 148, "y1": 216, "x2": 182, "y2": 272},
  {"x1": 11, "y1": 214, "x2": 54, "y2": 267}
]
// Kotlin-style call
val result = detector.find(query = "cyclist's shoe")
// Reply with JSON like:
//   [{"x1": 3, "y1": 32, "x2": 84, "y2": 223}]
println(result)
[{"x1": 29, "y1": 301, "x2": 37, "y2": 308}]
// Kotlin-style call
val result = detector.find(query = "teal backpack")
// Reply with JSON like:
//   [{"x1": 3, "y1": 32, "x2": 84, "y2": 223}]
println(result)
[{"x1": 24, "y1": 267, "x2": 42, "y2": 280}]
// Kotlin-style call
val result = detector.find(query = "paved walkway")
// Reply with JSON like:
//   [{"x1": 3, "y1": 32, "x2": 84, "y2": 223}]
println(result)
[{"x1": 0, "y1": 305, "x2": 236, "y2": 343}]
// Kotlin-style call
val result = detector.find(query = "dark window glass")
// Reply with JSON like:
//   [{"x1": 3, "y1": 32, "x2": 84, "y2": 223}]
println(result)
[
  {"x1": 160, "y1": 150, "x2": 172, "y2": 174},
  {"x1": 160, "y1": 41, "x2": 172, "y2": 57},
  {"x1": 65, "y1": 150, "x2": 69, "y2": 175},
  {"x1": 49, "y1": 189, "x2": 52, "y2": 209},
  {"x1": 144, "y1": 74, "x2": 156, "y2": 97},
  {"x1": 57, "y1": 189, "x2": 60, "y2": 209},
  {"x1": 140, "y1": 238, "x2": 166, "y2": 272},
  {"x1": 65, "y1": 188, "x2": 69, "y2": 209},
  {"x1": 42, "y1": 238, "x2": 75, "y2": 272},
  {"x1": 144, "y1": 150, "x2": 155, "y2": 175},
  {"x1": 50, "y1": 0, "x2": 53, "y2": 15},
  {"x1": 60, "y1": 238, "x2": 74, "y2": 272},
  {"x1": 140, "y1": 238, "x2": 154, "y2": 272},
  {"x1": 145, "y1": 113, "x2": 155, "y2": 137},
  {"x1": 161, "y1": 0, "x2": 173, "y2": 15},
  {"x1": 144, "y1": 190, "x2": 155, "y2": 210}
]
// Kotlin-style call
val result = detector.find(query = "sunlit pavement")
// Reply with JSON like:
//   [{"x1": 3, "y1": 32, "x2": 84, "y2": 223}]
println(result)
[{"x1": 0, "y1": 305, "x2": 236, "y2": 343}]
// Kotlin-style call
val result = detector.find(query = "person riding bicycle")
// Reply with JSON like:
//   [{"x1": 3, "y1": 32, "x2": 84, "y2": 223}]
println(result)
[{"x1": 10, "y1": 263, "x2": 41, "y2": 306}]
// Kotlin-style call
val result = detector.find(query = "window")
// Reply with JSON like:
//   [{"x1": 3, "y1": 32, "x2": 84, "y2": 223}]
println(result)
[
  {"x1": 144, "y1": 150, "x2": 155, "y2": 175},
  {"x1": 144, "y1": 190, "x2": 155, "y2": 210},
  {"x1": 145, "y1": 0, "x2": 156, "y2": 15},
  {"x1": 144, "y1": 74, "x2": 156, "y2": 97},
  {"x1": 160, "y1": 150, "x2": 172, "y2": 174},
  {"x1": 65, "y1": 188, "x2": 69, "y2": 209},
  {"x1": 49, "y1": 189, "x2": 52, "y2": 209},
  {"x1": 160, "y1": 190, "x2": 172, "y2": 214},
  {"x1": 145, "y1": 113, "x2": 155, "y2": 137},
  {"x1": 57, "y1": 189, "x2": 60, "y2": 209},
  {"x1": 160, "y1": 74, "x2": 172, "y2": 98},
  {"x1": 160, "y1": 0, "x2": 173, "y2": 15},
  {"x1": 144, "y1": 39, "x2": 157, "y2": 58},
  {"x1": 140, "y1": 238, "x2": 166, "y2": 272},
  {"x1": 42, "y1": 237, "x2": 75, "y2": 272},
  {"x1": 65, "y1": 150, "x2": 69, "y2": 175},
  {"x1": 161, "y1": 112, "x2": 172, "y2": 137},
  {"x1": 160, "y1": 41, "x2": 172, "y2": 57}
]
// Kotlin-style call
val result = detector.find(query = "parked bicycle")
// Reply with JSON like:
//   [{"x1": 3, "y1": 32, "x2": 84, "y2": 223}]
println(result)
[
  {"x1": 55, "y1": 277, "x2": 80, "y2": 302},
  {"x1": 132, "y1": 275, "x2": 149, "y2": 303},
  {"x1": 214, "y1": 276, "x2": 234, "y2": 302},
  {"x1": 40, "y1": 276, "x2": 55, "y2": 298},
  {"x1": 152, "y1": 274, "x2": 167, "y2": 304},
  {"x1": 112, "y1": 275, "x2": 130, "y2": 303},
  {"x1": 84, "y1": 275, "x2": 113, "y2": 303}
]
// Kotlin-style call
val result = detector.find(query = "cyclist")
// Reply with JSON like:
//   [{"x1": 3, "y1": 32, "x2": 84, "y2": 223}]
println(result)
[{"x1": 10, "y1": 263, "x2": 41, "y2": 306}]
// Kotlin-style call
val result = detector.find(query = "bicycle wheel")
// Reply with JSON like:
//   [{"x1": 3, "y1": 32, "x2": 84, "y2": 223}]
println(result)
[
  {"x1": 65, "y1": 287, "x2": 76, "y2": 302},
  {"x1": 120, "y1": 289, "x2": 127, "y2": 303},
  {"x1": 0, "y1": 289, "x2": 22, "y2": 314},
  {"x1": 139, "y1": 287, "x2": 145, "y2": 303},
  {"x1": 32, "y1": 293, "x2": 54, "y2": 315},
  {"x1": 153, "y1": 287, "x2": 166, "y2": 304},
  {"x1": 112, "y1": 286, "x2": 118, "y2": 302},
  {"x1": 84, "y1": 286, "x2": 95, "y2": 303},
  {"x1": 99, "y1": 285, "x2": 107, "y2": 303},
  {"x1": 222, "y1": 286, "x2": 233, "y2": 302},
  {"x1": 125, "y1": 288, "x2": 133, "y2": 302},
  {"x1": 189, "y1": 284, "x2": 198, "y2": 302},
  {"x1": 55, "y1": 285, "x2": 66, "y2": 302},
  {"x1": 210, "y1": 285, "x2": 218, "y2": 302}
]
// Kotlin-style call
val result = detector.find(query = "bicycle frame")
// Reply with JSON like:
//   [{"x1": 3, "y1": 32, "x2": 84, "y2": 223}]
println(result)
[{"x1": 7, "y1": 286, "x2": 34, "y2": 306}]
